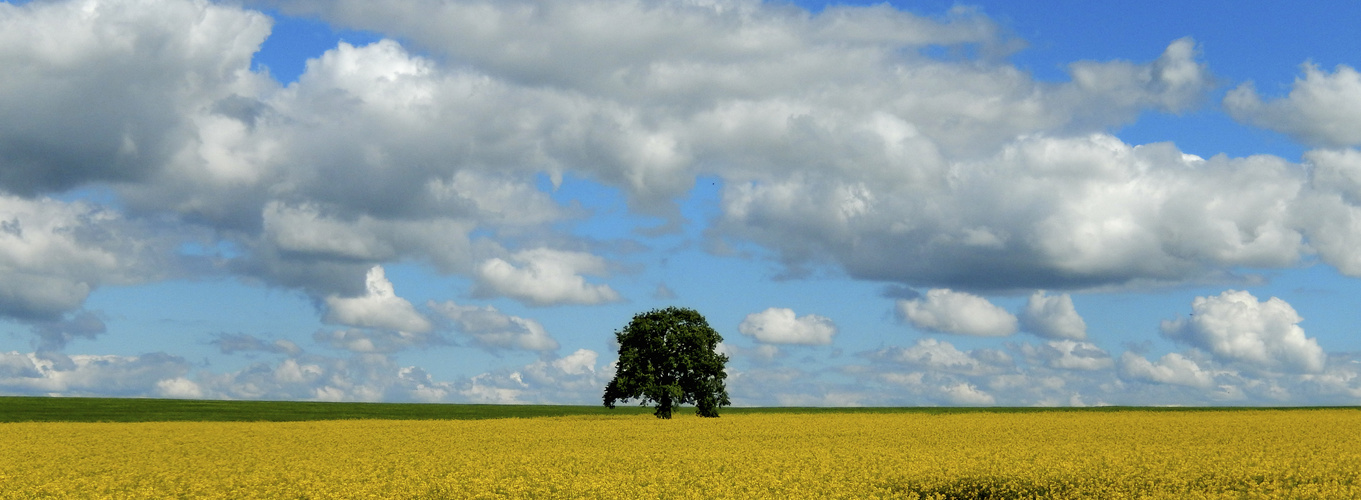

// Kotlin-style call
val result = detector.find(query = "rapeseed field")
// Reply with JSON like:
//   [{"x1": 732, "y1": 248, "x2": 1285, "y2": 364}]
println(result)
[{"x1": 2, "y1": 410, "x2": 1358, "y2": 499}]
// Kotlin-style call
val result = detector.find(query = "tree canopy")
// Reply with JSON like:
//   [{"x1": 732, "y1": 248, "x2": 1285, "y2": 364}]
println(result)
[{"x1": 603, "y1": 307, "x2": 730, "y2": 419}]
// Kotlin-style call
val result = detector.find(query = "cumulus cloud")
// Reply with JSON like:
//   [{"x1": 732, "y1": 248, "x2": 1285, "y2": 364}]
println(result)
[
  {"x1": 1118, "y1": 351, "x2": 1214, "y2": 388},
  {"x1": 1020, "y1": 340, "x2": 1113, "y2": 371},
  {"x1": 549, "y1": 349, "x2": 598, "y2": 376},
  {"x1": 0, "y1": 351, "x2": 193, "y2": 397},
  {"x1": 474, "y1": 249, "x2": 620, "y2": 306},
  {"x1": 1296, "y1": 149, "x2": 1361, "y2": 276},
  {"x1": 0, "y1": 0, "x2": 272, "y2": 195},
  {"x1": 939, "y1": 382, "x2": 996, "y2": 406},
  {"x1": 1226, "y1": 63, "x2": 1361, "y2": 147},
  {"x1": 428, "y1": 300, "x2": 560, "y2": 352},
  {"x1": 6, "y1": 0, "x2": 1361, "y2": 408},
  {"x1": 0, "y1": 196, "x2": 176, "y2": 321},
  {"x1": 720, "y1": 134, "x2": 1307, "y2": 292},
  {"x1": 898, "y1": 289, "x2": 1017, "y2": 336},
  {"x1": 867, "y1": 338, "x2": 1012, "y2": 376},
  {"x1": 0, "y1": 351, "x2": 41, "y2": 379},
  {"x1": 1298, "y1": 355, "x2": 1361, "y2": 402},
  {"x1": 738, "y1": 307, "x2": 837, "y2": 345},
  {"x1": 311, "y1": 266, "x2": 446, "y2": 354},
  {"x1": 1161, "y1": 290, "x2": 1325, "y2": 373},
  {"x1": 323, "y1": 266, "x2": 433, "y2": 333},
  {"x1": 5, "y1": 0, "x2": 562, "y2": 302},
  {"x1": 156, "y1": 377, "x2": 205, "y2": 399},
  {"x1": 1019, "y1": 291, "x2": 1086, "y2": 340},
  {"x1": 0, "y1": 0, "x2": 1327, "y2": 308},
  {"x1": 226, "y1": 2, "x2": 1281, "y2": 299}
]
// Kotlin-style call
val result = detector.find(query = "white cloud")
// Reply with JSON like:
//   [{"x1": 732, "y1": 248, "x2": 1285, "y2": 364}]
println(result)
[
  {"x1": 720, "y1": 134, "x2": 1306, "y2": 292},
  {"x1": 0, "y1": 196, "x2": 175, "y2": 321},
  {"x1": 459, "y1": 373, "x2": 526, "y2": 404},
  {"x1": 0, "y1": 351, "x2": 192, "y2": 397},
  {"x1": 1226, "y1": 63, "x2": 1361, "y2": 147},
  {"x1": 0, "y1": 0, "x2": 272, "y2": 195},
  {"x1": 198, "y1": 353, "x2": 526, "y2": 403},
  {"x1": 458, "y1": 350, "x2": 608, "y2": 404},
  {"x1": 713, "y1": 341, "x2": 737, "y2": 359},
  {"x1": 1161, "y1": 290, "x2": 1325, "y2": 373},
  {"x1": 0, "y1": 351, "x2": 41, "y2": 379},
  {"x1": 2, "y1": 0, "x2": 555, "y2": 300},
  {"x1": 1019, "y1": 291, "x2": 1087, "y2": 340},
  {"x1": 260, "y1": 202, "x2": 486, "y2": 276},
  {"x1": 474, "y1": 248, "x2": 620, "y2": 306},
  {"x1": 201, "y1": 355, "x2": 375, "y2": 401},
  {"x1": 1306, "y1": 149, "x2": 1361, "y2": 205},
  {"x1": 264, "y1": 202, "x2": 400, "y2": 261},
  {"x1": 395, "y1": 366, "x2": 454, "y2": 403},
  {"x1": 1118, "y1": 352, "x2": 1214, "y2": 388},
  {"x1": 428, "y1": 300, "x2": 560, "y2": 352},
  {"x1": 425, "y1": 170, "x2": 566, "y2": 227},
  {"x1": 1021, "y1": 340, "x2": 1113, "y2": 371},
  {"x1": 156, "y1": 377, "x2": 204, "y2": 399},
  {"x1": 0, "y1": 0, "x2": 1321, "y2": 306},
  {"x1": 1296, "y1": 149, "x2": 1361, "y2": 277},
  {"x1": 323, "y1": 266, "x2": 433, "y2": 333},
  {"x1": 1299, "y1": 356, "x2": 1361, "y2": 401},
  {"x1": 869, "y1": 338, "x2": 1012, "y2": 376},
  {"x1": 738, "y1": 307, "x2": 837, "y2": 345},
  {"x1": 312, "y1": 328, "x2": 439, "y2": 354},
  {"x1": 899, "y1": 289, "x2": 1017, "y2": 336},
  {"x1": 4, "y1": 0, "x2": 1361, "y2": 409},
  {"x1": 940, "y1": 382, "x2": 996, "y2": 406},
  {"x1": 872, "y1": 369, "x2": 1003, "y2": 407},
  {"x1": 551, "y1": 349, "x2": 599, "y2": 376}
]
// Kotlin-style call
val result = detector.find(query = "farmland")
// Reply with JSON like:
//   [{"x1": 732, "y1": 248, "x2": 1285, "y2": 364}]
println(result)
[{"x1": 1, "y1": 401, "x2": 1358, "y2": 499}]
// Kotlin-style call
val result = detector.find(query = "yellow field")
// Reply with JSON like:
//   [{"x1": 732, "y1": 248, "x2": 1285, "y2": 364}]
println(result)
[{"x1": 2, "y1": 410, "x2": 1358, "y2": 499}]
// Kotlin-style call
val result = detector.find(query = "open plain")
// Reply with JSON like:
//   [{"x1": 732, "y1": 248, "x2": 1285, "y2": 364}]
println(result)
[{"x1": 2, "y1": 401, "x2": 1357, "y2": 499}]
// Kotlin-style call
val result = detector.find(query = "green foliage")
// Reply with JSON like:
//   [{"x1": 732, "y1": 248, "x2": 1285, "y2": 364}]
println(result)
[{"x1": 603, "y1": 307, "x2": 731, "y2": 419}]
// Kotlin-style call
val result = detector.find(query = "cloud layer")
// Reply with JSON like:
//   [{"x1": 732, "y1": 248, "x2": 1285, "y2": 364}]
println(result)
[
  {"x1": 3, "y1": 0, "x2": 1356, "y2": 321},
  {"x1": 1, "y1": 0, "x2": 1360, "y2": 406}
]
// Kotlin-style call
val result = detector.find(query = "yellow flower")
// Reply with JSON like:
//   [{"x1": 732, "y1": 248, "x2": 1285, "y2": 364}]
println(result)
[{"x1": 1, "y1": 410, "x2": 1358, "y2": 498}]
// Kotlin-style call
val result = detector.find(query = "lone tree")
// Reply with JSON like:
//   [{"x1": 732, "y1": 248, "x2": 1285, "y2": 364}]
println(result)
[{"x1": 603, "y1": 307, "x2": 730, "y2": 419}]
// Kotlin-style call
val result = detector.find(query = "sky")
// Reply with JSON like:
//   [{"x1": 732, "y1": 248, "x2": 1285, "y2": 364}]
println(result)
[{"x1": 3, "y1": 0, "x2": 1361, "y2": 407}]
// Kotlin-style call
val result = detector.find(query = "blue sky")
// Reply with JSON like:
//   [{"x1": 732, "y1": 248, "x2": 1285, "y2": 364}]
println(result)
[{"x1": 3, "y1": 0, "x2": 1361, "y2": 406}]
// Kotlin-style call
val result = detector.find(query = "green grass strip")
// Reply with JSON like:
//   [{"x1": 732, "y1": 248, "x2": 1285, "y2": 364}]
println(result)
[
  {"x1": 1, "y1": 396, "x2": 1353, "y2": 423},
  {"x1": 0, "y1": 396, "x2": 649, "y2": 422}
]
